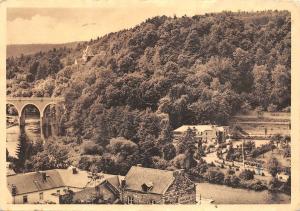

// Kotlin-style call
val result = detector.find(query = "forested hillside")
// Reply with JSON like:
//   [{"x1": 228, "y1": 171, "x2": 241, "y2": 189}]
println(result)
[
  {"x1": 7, "y1": 11, "x2": 291, "y2": 174},
  {"x1": 6, "y1": 42, "x2": 80, "y2": 58}
]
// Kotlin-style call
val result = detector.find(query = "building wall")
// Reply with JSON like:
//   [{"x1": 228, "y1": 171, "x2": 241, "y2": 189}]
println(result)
[
  {"x1": 12, "y1": 187, "x2": 64, "y2": 204},
  {"x1": 100, "y1": 184, "x2": 118, "y2": 202},
  {"x1": 174, "y1": 126, "x2": 229, "y2": 144},
  {"x1": 122, "y1": 190, "x2": 163, "y2": 204},
  {"x1": 10, "y1": 186, "x2": 84, "y2": 204},
  {"x1": 122, "y1": 172, "x2": 196, "y2": 204},
  {"x1": 199, "y1": 129, "x2": 217, "y2": 143},
  {"x1": 163, "y1": 173, "x2": 196, "y2": 204}
]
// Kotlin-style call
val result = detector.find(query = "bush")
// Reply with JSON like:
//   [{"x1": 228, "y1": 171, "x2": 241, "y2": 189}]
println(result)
[
  {"x1": 268, "y1": 178, "x2": 281, "y2": 191},
  {"x1": 224, "y1": 174, "x2": 240, "y2": 187},
  {"x1": 81, "y1": 141, "x2": 103, "y2": 155},
  {"x1": 189, "y1": 161, "x2": 208, "y2": 178},
  {"x1": 248, "y1": 180, "x2": 266, "y2": 191},
  {"x1": 267, "y1": 104, "x2": 277, "y2": 112},
  {"x1": 205, "y1": 169, "x2": 225, "y2": 184},
  {"x1": 170, "y1": 154, "x2": 186, "y2": 169},
  {"x1": 282, "y1": 106, "x2": 290, "y2": 112},
  {"x1": 227, "y1": 169, "x2": 235, "y2": 175},
  {"x1": 230, "y1": 175, "x2": 241, "y2": 187},
  {"x1": 151, "y1": 156, "x2": 169, "y2": 170},
  {"x1": 239, "y1": 169, "x2": 255, "y2": 180},
  {"x1": 77, "y1": 155, "x2": 102, "y2": 171}
]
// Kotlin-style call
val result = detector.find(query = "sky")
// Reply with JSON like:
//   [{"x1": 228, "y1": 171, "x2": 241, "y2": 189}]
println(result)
[{"x1": 6, "y1": 0, "x2": 294, "y2": 44}]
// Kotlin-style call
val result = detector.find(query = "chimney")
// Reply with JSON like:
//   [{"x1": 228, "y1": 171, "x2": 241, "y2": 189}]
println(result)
[
  {"x1": 41, "y1": 172, "x2": 47, "y2": 181},
  {"x1": 72, "y1": 167, "x2": 78, "y2": 174},
  {"x1": 121, "y1": 179, "x2": 126, "y2": 188}
]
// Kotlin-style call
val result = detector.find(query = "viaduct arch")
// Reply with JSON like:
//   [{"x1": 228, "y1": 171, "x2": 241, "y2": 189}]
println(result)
[{"x1": 7, "y1": 97, "x2": 64, "y2": 140}]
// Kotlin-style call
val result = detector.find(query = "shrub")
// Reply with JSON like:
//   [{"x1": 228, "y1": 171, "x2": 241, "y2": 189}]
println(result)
[
  {"x1": 248, "y1": 180, "x2": 266, "y2": 191},
  {"x1": 189, "y1": 162, "x2": 208, "y2": 178},
  {"x1": 170, "y1": 154, "x2": 186, "y2": 169},
  {"x1": 205, "y1": 169, "x2": 225, "y2": 184},
  {"x1": 151, "y1": 156, "x2": 169, "y2": 170},
  {"x1": 77, "y1": 155, "x2": 102, "y2": 171},
  {"x1": 282, "y1": 106, "x2": 290, "y2": 112},
  {"x1": 224, "y1": 174, "x2": 240, "y2": 187},
  {"x1": 227, "y1": 169, "x2": 235, "y2": 175},
  {"x1": 268, "y1": 178, "x2": 281, "y2": 191},
  {"x1": 239, "y1": 169, "x2": 255, "y2": 180},
  {"x1": 230, "y1": 175, "x2": 241, "y2": 187},
  {"x1": 267, "y1": 104, "x2": 277, "y2": 112},
  {"x1": 81, "y1": 141, "x2": 103, "y2": 155}
]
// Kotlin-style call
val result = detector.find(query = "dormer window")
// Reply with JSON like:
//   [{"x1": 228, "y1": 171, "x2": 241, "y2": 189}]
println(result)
[{"x1": 141, "y1": 182, "x2": 153, "y2": 192}]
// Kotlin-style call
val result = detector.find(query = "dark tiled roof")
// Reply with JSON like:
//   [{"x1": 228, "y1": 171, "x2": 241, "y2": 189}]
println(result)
[
  {"x1": 7, "y1": 170, "x2": 64, "y2": 195},
  {"x1": 105, "y1": 175, "x2": 121, "y2": 193},
  {"x1": 124, "y1": 166, "x2": 175, "y2": 195},
  {"x1": 7, "y1": 168, "x2": 118, "y2": 196},
  {"x1": 73, "y1": 175, "x2": 120, "y2": 202}
]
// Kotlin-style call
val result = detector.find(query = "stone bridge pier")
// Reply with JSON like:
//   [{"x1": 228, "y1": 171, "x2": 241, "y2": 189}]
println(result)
[{"x1": 7, "y1": 97, "x2": 64, "y2": 140}]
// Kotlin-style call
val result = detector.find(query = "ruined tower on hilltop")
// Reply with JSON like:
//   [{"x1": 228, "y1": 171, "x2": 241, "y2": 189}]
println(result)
[{"x1": 82, "y1": 45, "x2": 94, "y2": 62}]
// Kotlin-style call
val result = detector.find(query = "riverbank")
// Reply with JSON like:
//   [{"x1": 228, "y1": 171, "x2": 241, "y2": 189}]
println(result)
[
  {"x1": 189, "y1": 166, "x2": 290, "y2": 196},
  {"x1": 196, "y1": 182, "x2": 290, "y2": 204}
]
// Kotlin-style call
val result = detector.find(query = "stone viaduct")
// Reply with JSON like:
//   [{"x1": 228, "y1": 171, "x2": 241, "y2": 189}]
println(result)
[{"x1": 6, "y1": 97, "x2": 64, "y2": 139}]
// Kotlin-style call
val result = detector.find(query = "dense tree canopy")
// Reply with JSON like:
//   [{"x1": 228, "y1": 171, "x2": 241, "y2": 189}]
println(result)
[{"x1": 7, "y1": 10, "x2": 291, "y2": 175}]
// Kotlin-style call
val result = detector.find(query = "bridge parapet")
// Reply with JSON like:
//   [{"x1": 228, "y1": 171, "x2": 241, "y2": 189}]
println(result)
[
  {"x1": 7, "y1": 97, "x2": 64, "y2": 102},
  {"x1": 6, "y1": 96, "x2": 64, "y2": 117}
]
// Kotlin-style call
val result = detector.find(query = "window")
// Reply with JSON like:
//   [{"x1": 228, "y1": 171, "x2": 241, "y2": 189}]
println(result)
[
  {"x1": 39, "y1": 192, "x2": 43, "y2": 200},
  {"x1": 23, "y1": 195, "x2": 28, "y2": 203},
  {"x1": 127, "y1": 196, "x2": 134, "y2": 204}
]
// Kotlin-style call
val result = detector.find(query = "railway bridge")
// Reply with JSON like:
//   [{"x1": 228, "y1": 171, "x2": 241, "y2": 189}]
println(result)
[{"x1": 6, "y1": 97, "x2": 64, "y2": 139}]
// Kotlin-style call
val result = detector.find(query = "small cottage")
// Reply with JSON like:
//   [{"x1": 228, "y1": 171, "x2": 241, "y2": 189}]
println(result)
[
  {"x1": 121, "y1": 166, "x2": 196, "y2": 204},
  {"x1": 173, "y1": 125, "x2": 229, "y2": 147},
  {"x1": 82, "y1": 45, "x2": 94, "y2": 62},
  {"x1": 7, "y1": 167, "x2": 117, "y2": 204},
  {"x1": 70, "y1": 175, "x2": 122, "y2": 204}
]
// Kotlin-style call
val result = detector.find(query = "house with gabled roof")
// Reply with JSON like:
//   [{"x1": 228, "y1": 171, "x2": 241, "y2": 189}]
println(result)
[
  {"x1": 121, "y1": 165, "x2": 196, "y2": 204},
  {"x1": 70, "y1": 175, "x2": 123, "y2": 204},
  {"x1": 82, "y1": 45, "x2": 94, "y2": 62},
  {"x1": 173, "y1": 125, "x2": 229, "y2": 145},
  {"x1": 7, "y1": 167, "x2": 117, "y2": 204}
]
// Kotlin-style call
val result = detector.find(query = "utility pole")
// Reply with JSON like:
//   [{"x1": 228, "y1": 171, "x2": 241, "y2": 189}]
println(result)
[{"x1": 242, "y1": 140, "x2": 245, "y2": 169}]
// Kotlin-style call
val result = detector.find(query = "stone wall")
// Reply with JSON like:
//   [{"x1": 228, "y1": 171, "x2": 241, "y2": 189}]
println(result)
[
  {"x1": 163, "y1": 172, "x2": 196, "y2": 204},
  {"x1": 121, "y1": 170, "x2": 196, "y2": 204},
  {"x1": 122, "y1": 191, "x2": 163, "y2": 204}
]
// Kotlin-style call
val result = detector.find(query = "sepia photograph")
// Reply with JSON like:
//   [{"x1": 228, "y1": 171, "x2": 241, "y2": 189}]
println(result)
[{"x1": 3, "y1": 0, "x2": 297, "y2": 208}]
